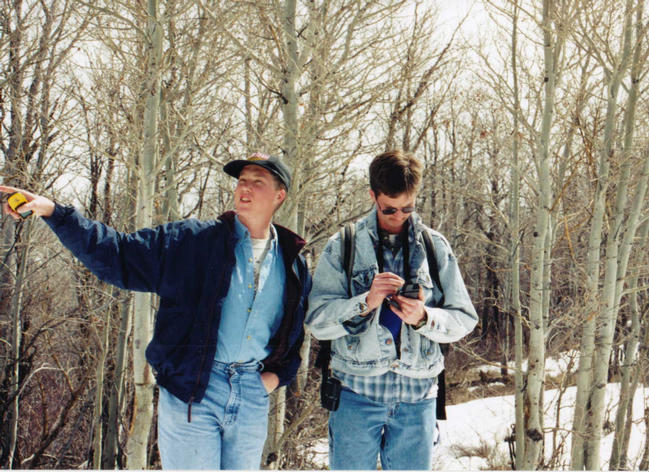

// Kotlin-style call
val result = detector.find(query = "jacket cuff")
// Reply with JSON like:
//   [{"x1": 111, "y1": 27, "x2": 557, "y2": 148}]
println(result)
[
  {"x1": 343, "y1": 312, "x2": 374, "y2": 334},
  {"x1": 341, "y1": 293, "x2": 373, "y2": 335},
  {"x1": 419, "y1": 307, "x2": 445, "y2": 333},
  {"x1": 42, "y1": 203, "x2": 75, "y2": 230}
]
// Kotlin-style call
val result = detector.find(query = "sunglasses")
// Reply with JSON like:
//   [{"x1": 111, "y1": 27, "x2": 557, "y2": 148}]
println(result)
[{"x1": 376, "y1": 200, "x2": 416, "y2": 215}]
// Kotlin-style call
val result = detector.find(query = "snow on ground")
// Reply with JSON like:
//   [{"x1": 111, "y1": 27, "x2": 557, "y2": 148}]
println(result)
[
  {"x1": 477, "y1": 350, "x2": 580, "y2": 379},
  {"x1": 308, "y1": 369, "x2": 647, "y2": 470},
  {"x1": 435, "y1": 383, "x2": 646, "y2": 470}
]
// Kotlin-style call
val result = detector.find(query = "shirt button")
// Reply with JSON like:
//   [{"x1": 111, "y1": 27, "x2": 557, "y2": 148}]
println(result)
[
  {"x1": 248, "y1": 284, "x2": 253, "y2": 289},
  {"x1": 385, "y1": 339, "x2": 393, "y2": 345},
  {"x1": 247, "y1": 335, "x2": 252, "y2": 340},
  {"x1": 391, "y1": 362, "x2": 399, "y2": 369},
  {"x1": 247, "y1": 308, "x2": 252, "y2": 313},
  {"x1": 248, "y1": 257, "x2": 253, "y2": 263}
]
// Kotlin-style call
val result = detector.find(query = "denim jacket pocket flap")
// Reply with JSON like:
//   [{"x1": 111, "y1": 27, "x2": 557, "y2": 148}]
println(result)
[
  {"x1": 416, "y1": 268, "x2": 443, "y2": 305},
  {"x1": 351, "y1": 267, "x2": 377, "y2": 295},
  {"x1": 416, "y1": 269, "x2": 433, "y2": 288},
  {"x1": 344, "y1": 337, "x2": 360, "y2": 354}
]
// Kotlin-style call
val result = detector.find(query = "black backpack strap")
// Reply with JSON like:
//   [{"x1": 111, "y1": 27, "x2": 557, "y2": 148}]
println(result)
[
  {"x1": 421, "y1": 229, "x2": 444, "y2": 307},
  {"x1": 316, "y1": 223, "x2": 355, "y2": 376},
  {"x1": 342, "y1": 223, "x2": 355, "y2": 297},
  {"x1": 421, "y1": 228, "x2": 448, "y2": 421}
]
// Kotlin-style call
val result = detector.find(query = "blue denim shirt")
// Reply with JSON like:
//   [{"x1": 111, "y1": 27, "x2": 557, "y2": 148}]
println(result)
[
  {"x1": 215, "y1": 216, "x2": 286, "y2": 363},
  {"x1": 306, "y1": 209, "x2": 478, "y2": 378}
]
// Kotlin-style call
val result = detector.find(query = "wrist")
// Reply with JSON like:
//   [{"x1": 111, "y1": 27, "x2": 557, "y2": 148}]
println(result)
[
  {"x1": 413, "y1": 311, "x2": 427, "y2": 329},
  {"x1": 358, "y1": 298, "x2": 370, "y2": 316},
  {"x1": 43, "y1": 199, "x2": 55, "y2": 218},
  {"x1": 364, "y1": 294, "x2": 379, "y2": 314}
]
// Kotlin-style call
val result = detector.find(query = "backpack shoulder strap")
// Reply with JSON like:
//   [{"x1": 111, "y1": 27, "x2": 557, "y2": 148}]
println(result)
[
  {"x1": 421, "y1": 228, "x2": 449, "y2": 420},
  {"x1": 421, "y1": 229, "x2": 444, "y2": 307},
  {"x1": 342, "y1": 223, "x2": 355, "y2": 297}
]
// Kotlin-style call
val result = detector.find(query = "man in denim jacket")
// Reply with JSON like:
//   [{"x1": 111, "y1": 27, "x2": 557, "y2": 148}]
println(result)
[
  {"x1": 1, "y1": 153, "x2": 311, "y2": 470},
  {"x1": 306, "y1": 150, "x2": 477, "y2": 470}
]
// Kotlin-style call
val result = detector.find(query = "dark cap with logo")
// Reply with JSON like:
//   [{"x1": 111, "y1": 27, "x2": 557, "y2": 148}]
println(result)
[{"x1": 223, "y1": 153, "x2": 291, "y2": 190}]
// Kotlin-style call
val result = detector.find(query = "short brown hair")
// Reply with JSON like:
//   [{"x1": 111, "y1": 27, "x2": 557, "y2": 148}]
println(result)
[{"x1": 369, "y1": 150, "x2": 422, "y2": 197}]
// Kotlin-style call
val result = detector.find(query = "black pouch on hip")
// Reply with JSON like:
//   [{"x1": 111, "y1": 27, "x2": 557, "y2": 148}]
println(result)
[{"x1": 320, "y1": 373, "x2": 342, "y2": 411}]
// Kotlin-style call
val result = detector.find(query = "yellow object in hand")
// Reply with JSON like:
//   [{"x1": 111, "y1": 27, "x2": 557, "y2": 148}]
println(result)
[{"x1": 7, "y1": 192, "x2": 32, "y2": 218}]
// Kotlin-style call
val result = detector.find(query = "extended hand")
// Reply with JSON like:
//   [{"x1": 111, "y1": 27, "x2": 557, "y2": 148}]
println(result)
[
  {"x1": 365, "y1": 272, "x2": 405, "y2": 312},
  {"x1": 392, "y1": 287, "x2": 427, "y2": 326},
  {"x1": 0, "y1": 185, "x2": 55, "y2": 219}
]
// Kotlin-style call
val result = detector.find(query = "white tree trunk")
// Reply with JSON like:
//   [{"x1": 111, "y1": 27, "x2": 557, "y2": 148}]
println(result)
[
  {"x1": 126, "y1": 0, "x2": 162, "y2": 468},
  {"x1": 160, "y1": 99, "x2": 180, "y2": 222},
  {"x1": 521, "y1": 0, "x2": 559, "y2": 467},
  {"x1": 572, "y1": 2, "x2": 635, "y2": 468},
  {"x1": 262, "y1": 2, "x2": 299, "y2": 465},
  {"x1": 277, "y1": 0, "x2": 300, "y2": 231},
  {"x1": 263, "y1": 387, "x2": 287, "y2": 469},
  {"x1": 7, "y1": 220, "x2": 32, "y2": 469},
  {"x1": 103, "y1": 292, "x2": 133, "y2": 468},
  {"x1": 609, "y1": 6, "x2": 646, "y2": 466},
  {"x1": 92, "y1": 286, "x2": 114, "y2": 469},
  {"x1": 508, "y1": 1, "x2": 525, "y2": 466},
  {"x1": 638, "y1": 283, "x2": 649, "y2": 471}
]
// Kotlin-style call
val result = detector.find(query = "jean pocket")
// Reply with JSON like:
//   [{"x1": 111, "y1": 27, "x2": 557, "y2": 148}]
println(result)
[{"x1": 255, "y1": 373, "x2": 270, "y2": 398}]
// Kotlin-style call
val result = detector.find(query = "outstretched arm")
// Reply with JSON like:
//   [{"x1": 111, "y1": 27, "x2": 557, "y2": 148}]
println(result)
[
  {"x1": 0, "y1": 185, "x2": 55, "y2": 219},
  {"x1": 1, "y1": 184, "x2": 175, "y2": 295}
]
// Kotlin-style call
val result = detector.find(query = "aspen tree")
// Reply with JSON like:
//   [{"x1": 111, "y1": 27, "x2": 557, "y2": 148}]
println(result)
[
  {"x1": 607, "y1": 3, "x2": 649, "y2": 468},
  {"x1": 520, "y1": 0, "x2": 567, "y2": 466},
  {"x1": 508, "y1": 1, "x2": 525, "y2": 466},
  {"x1": 570, "y1": 1, "x2": 638, "y2": 468}
]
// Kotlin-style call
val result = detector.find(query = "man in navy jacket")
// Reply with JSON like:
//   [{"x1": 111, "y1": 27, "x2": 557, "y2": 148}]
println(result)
[{"x1": 1, "y1": 153, "x2": 311, "y2": 470}]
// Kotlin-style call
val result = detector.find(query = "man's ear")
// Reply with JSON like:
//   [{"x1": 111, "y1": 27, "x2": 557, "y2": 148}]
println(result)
[
  {"x1": 276, "y1": 188, "x2": 287, "y2": 204},
  {"x1": 369, "y1": 189, "x2": 376, "y2": 202}
]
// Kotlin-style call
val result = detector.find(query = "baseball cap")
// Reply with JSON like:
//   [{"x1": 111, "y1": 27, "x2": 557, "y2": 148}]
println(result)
[{"x1": 223, "y1": 153, "x2": 291, "y2": 190}]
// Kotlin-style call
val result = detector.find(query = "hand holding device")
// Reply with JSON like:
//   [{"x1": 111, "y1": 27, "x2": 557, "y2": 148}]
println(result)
[
  {"x1": 7, "y1": 192, "x2": 32, "y2": 218},
  {"x1": 386, "y1": 282, "x2": 420, "y2": 309},
  {"x1": 388, "y1": 283, "x2": 427, "y2": 327},
  {"x1": 365, "y1": 272, "x2": 405, "y2": 313},
  {"x1": 0, "y1": 185, "x2": 55, "y2": 219}
]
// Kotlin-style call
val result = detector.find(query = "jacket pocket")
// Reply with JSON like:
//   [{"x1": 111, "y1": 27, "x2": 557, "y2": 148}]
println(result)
[
  {"x1": 351, "y1": 267, "x2": 376, "y2": 296},
  {"x1": 148, "y1": 304, "x2": 195, "y2": 376},
  {"x1": 417, "y1": 335, "x2": 442, "y2": 370},
  {"x1": 332, "y1": 324, "x2": 385, "y2": 366}
]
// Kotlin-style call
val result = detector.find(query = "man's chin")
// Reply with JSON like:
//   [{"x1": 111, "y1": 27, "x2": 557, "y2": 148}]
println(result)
[
  {"x1": 235, "y1": 203, "x2": 252, "y2": 213},
  {"x1": 386, "y1": 221, "x2": 407, "y2": 233}
]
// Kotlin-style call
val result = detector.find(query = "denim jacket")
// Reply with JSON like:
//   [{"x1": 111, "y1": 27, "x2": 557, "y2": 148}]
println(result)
[{"x1": 306, "y1": 209, "x2": 477, "y2": 378}]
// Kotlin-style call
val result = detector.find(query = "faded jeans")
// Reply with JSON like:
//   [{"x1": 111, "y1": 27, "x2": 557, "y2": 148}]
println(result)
[
  {"x1": 157, "y1": 360, "x2": 269, "y2": 469},
  {"x1": 328, "y1": 387, "x2": 437, "y2": 470}
]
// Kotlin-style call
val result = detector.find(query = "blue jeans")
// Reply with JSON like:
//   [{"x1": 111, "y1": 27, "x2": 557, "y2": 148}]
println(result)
[
  {"x1": 329, "y1": 387, "x2": 437, "y2": 470},
  {"x1": 157, "y1": 360, "x2": 269, "y2": 469}
]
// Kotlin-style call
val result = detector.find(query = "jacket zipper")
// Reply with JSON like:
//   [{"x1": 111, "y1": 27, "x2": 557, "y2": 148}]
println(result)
[{"x1": 186, "y1": 242, "x2": 233, "y2": 422}]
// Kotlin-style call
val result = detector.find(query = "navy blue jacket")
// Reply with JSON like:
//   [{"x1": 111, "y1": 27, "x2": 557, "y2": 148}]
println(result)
[{"x1": 44, "y1": 204, "x2": 311, "y2": 404}]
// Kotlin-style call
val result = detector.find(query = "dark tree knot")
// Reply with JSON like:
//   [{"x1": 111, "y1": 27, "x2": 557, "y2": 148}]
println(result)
[{"x1": 526, "y1": 428, "x2": 543, "y2": 442}]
